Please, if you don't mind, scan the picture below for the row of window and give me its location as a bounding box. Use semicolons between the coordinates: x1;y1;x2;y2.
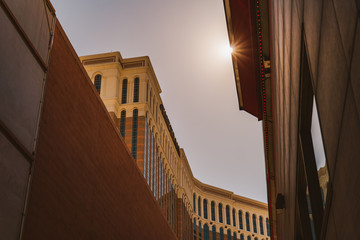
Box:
93;74;140;104
193;194;270;236
119;109;139;160
122;77;140;103
144;118;181;234
147;83;179;170
193;219;267;240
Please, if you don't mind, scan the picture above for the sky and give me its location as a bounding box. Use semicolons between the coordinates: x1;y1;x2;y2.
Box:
51;0;268;203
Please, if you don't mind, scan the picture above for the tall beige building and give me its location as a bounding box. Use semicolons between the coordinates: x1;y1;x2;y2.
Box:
80;52;269;240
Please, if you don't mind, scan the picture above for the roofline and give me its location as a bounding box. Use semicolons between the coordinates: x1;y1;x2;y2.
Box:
223;0;244;110
193;178;268;210
79;52;162;94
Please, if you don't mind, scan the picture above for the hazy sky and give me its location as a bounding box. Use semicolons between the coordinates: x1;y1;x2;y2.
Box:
51;0;268;203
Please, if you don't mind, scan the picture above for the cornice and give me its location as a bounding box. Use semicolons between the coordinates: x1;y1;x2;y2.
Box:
193;178;268;210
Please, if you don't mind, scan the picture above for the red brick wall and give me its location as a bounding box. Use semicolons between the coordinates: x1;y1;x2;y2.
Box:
22;21;177;240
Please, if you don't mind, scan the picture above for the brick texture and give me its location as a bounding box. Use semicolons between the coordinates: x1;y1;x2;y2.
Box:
22;21;177;240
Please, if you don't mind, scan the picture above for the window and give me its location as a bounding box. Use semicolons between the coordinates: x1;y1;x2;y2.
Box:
240;234;244;240
155;105;157;122
219;227;224;240
232;208;236;227
306;191;316;240
144;116;147;178
238;210;243;229
204;224;209;240
94;74;102;94
199;222;202;240
149;90;152;107
311;98;329;207
120;110;126;138
259;216;264;235
203;199;208;219
218;203;223;223
148;129;152;186
247;236;251;240
153;139;157;198
131;109;138;160
227;229;231;240
226;205;230;225
198;196;201;216
233;232;237;240
150;132;154;190
133;77;139;102
212;226;216;240
252;214;257;233
211;201;216;221
266;218;270;237
194;218;197;240
193;193;196;212
121;79;128;104
246;212;250;231
295;38;328;240
255;238;258;240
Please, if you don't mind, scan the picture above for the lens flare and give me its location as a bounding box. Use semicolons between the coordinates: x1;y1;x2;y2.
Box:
223;44;233;58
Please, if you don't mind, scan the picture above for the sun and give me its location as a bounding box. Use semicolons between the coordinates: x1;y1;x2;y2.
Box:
222;44;233;58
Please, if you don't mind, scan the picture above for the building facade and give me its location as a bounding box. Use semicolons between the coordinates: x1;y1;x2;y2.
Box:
192;179;270;240
1;1;179;238
0;0;270;239
0;0;55;238
224;0;360;239
80;52;269;240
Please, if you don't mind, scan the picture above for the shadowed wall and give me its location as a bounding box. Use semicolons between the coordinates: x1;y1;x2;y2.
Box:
22;21;177;240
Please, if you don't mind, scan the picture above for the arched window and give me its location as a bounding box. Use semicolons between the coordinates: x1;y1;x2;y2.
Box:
240;233;244;240
254;237;258;240
227;229;231;240
193;193;196;212
147;128;152;185
94;74;102;94
131;109;138;160
194;218;197;240
149;90;152;107
203;199;208;219
232;208;236;227
238;210;243;229
199;222;202;240
247;236;251;240
233;232;237;240
266;218;270;236
212;226;216;240
121;79;128;104
252;214;257;233
259;216;264;235
219;227;224;240
246;212;250;231
198;196;201;216
133;77;139;102
226;205;230;225
120;110;126;138
144;116;147;178
211;201;216;221
204;224;209;240
218;203;223;223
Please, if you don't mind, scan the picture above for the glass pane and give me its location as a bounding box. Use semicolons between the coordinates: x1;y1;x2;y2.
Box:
306;187;317;240
311;98;329;208
212;226;216;240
